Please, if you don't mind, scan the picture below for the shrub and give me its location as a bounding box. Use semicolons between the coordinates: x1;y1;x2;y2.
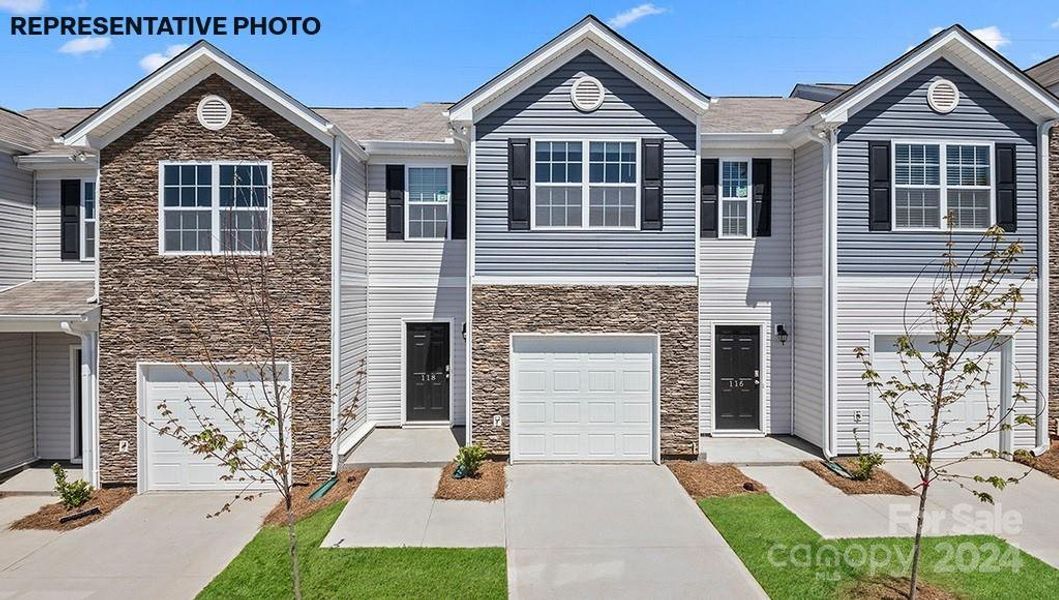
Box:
52;463;93;509
455;443;488;477
848;430;884;481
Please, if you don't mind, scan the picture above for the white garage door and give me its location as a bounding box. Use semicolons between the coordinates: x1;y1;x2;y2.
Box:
141;363;289;491
511;336;656;462
871;336;1004;458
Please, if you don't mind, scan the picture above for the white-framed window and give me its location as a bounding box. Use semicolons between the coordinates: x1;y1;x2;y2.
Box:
719;159;751;238
80;180;96;260
406;166;450;240
893;141;993;231
531;139;639;230
159;161;272;255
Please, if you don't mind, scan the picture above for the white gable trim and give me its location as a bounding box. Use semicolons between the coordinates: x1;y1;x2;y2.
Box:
63;43;334;149
448;19;709;124
815;29;1059;126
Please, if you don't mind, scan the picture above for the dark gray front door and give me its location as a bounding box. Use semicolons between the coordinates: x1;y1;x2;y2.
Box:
406;322;450;422
715;326;761;430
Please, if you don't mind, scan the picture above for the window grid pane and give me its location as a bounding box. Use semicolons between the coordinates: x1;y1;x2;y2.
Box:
895;189;941;229
163;164;212;207
588;187;636;227
589;141;636;184
535;186;582;227
946;189;990;229
535;142;582;184
221;209;269;252
721;161;749;199
721;199;748;237
163;210;212;252
946;144;990;186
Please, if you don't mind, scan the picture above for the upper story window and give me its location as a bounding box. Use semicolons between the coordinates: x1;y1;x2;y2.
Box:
81;181;96;259
160;162;271;255
532;140;638;229
893;142;992;231
406;166;450;239
720;160;750;238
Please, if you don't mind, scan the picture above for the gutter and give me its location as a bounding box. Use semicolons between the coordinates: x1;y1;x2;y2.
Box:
1034;119;1057;455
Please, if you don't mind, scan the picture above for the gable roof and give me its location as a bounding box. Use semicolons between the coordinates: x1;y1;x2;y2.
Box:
0;107;56;153
447;15;710;123
62;40;337;149
806;25;1059;126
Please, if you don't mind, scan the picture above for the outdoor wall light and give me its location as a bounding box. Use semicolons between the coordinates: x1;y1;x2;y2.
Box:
462;322;467;341
776;324;789;345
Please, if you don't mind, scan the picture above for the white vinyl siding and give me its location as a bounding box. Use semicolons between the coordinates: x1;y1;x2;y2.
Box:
0;333;34;472
338;146;369;445
34;333;79;461
0;152;33;289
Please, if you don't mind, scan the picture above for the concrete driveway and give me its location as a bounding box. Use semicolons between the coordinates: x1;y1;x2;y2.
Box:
0;491;271;600
505;464;766;599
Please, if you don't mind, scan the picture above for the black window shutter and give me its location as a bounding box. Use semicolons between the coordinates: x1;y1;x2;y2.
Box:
752;158;772;237
385;165;405;240
868;141;892;231
60;179;81;260
508;138;530;230
995;144;1017;232
641;138;664;230
451;165;468;240
700;158;719;237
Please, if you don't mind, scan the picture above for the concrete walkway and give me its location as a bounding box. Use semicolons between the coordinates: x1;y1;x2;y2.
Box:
342;427;463;468
701;435;822;465
0;492;271;599
0;466;82;495
506;464;767;600
746;460;1059;568
322;467;505;548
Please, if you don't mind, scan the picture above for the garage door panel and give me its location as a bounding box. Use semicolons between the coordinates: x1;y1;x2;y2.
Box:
143;364;289;491
512;336;656;463
871;336;1003;458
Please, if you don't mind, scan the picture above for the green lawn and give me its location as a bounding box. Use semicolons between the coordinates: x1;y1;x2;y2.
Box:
699;493;1059;599
197;502;507;600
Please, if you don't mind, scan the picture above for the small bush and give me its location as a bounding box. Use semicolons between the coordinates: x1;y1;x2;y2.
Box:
455;443;488;477
52;463;93;510
848;429;884;481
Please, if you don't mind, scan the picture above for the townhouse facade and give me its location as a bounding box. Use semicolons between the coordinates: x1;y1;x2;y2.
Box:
1;16;1057;491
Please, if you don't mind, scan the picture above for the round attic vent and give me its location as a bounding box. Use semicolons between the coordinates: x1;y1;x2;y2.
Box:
570;76;605;112
927;79;959;114
197;95;232;130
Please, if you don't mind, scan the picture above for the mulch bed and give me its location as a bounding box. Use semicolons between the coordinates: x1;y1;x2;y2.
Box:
802;460;915;496
842;576;958;600
434;461;506;502
264;469;368;527
10;486;135;531
1015;441;1059;480
666;461;765;499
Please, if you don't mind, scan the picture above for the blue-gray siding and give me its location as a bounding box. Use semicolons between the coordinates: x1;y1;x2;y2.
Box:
474;51;697;277
836;59;1038;275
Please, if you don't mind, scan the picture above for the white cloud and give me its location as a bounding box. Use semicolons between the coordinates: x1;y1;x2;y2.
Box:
968;25;1009;50
58;36;111;55
0;0;45;13
139;44;189;73
1051;18;1059;29
607;3;668;29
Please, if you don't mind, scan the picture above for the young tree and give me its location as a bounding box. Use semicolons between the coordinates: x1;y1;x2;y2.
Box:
854;225;1039;600
141;172;363;600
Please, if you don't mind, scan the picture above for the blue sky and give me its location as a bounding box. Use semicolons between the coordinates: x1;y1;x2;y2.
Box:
1;0;1058;111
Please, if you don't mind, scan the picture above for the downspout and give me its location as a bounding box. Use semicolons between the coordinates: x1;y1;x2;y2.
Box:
328;126;342;472
789;147;796;436
827;127;839;458
1034;119;1057;455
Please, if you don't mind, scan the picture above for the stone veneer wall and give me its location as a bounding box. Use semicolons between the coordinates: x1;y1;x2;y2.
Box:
1050;127;1059;437
470;285;699;457
97;75;332;484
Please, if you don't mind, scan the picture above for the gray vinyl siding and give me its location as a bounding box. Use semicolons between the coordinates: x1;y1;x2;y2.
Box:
0;152;33;289
338;147;368;442
34;172;97;281
699;158;793;281
0;333;34;472
365;163;467;425
836;59;1038;275
34;332;78;460
791;142;826;449
474;51;696;277
834;279;1038;454
698;285;793;435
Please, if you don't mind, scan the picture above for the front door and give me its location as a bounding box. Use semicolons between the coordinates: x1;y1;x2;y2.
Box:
406;322;451;422
715;326;761;430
